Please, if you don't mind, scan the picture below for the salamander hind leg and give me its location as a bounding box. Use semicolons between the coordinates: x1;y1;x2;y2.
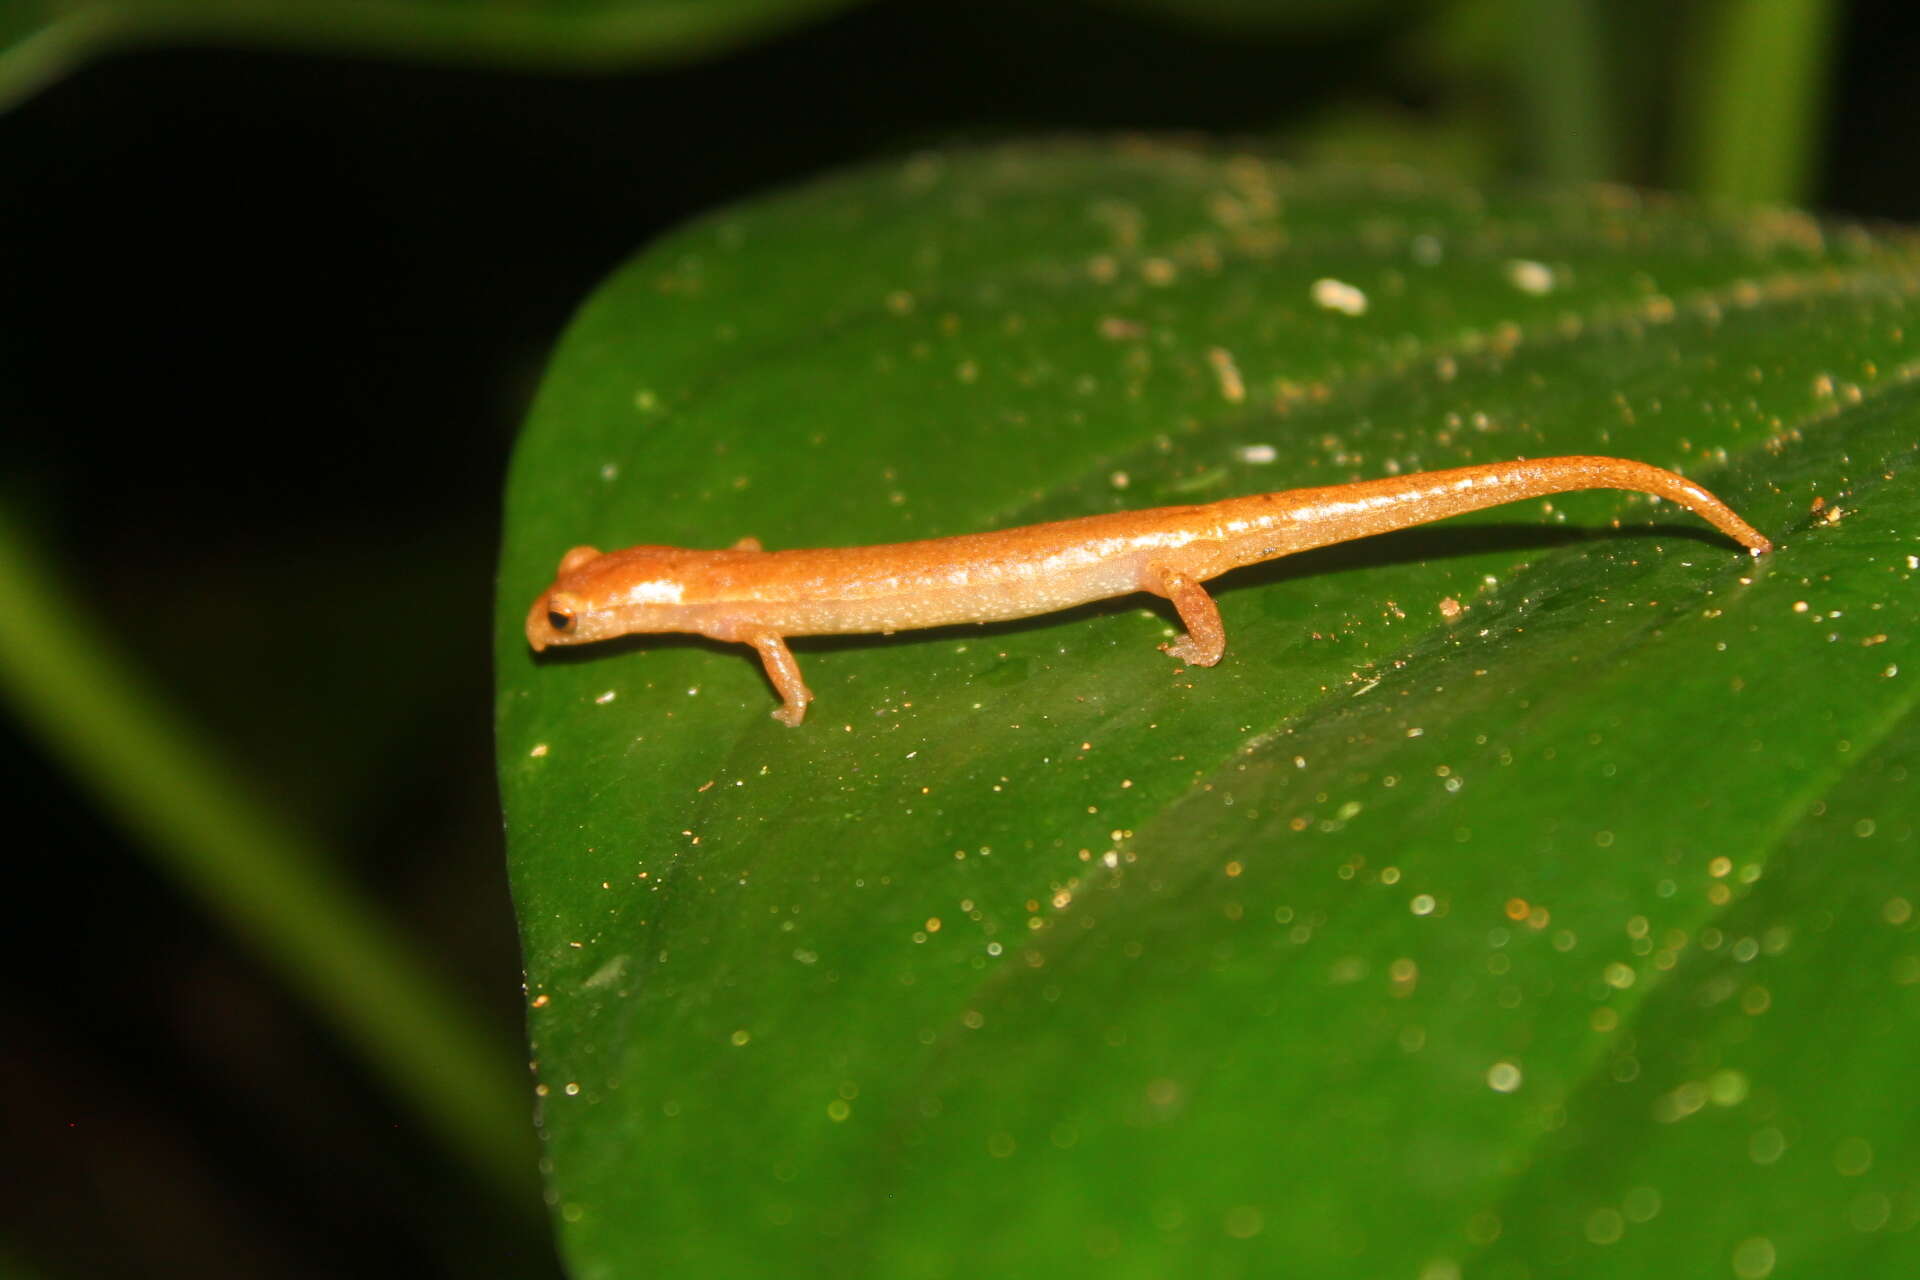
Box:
1145;564;1227;667
745;631;814;726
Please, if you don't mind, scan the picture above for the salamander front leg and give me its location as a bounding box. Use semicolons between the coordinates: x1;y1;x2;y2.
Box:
1146;565;1226;667
744;630;814;726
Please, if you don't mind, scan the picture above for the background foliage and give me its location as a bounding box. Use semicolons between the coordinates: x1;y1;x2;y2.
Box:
4;0;1918;1276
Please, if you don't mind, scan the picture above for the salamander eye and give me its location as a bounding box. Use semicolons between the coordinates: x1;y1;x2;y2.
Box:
542;590;584;637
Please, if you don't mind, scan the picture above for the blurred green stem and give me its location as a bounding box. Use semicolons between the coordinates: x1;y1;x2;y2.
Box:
0;1245;47;1280
1680;0;1837;203
0;504;538;1212
1514;0;1619;181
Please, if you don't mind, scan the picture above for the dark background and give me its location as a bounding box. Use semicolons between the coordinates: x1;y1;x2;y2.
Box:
4;1;1918;1274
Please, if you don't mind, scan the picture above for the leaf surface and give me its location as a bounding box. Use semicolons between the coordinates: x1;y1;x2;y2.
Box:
496;140;1920;1278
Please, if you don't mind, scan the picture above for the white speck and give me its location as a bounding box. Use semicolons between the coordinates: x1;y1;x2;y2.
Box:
1487;1061;1523;1092
1410;894;1437;916
1505;259;1556;295
625;578;685;605
582;954;628;989
1585;1207;1625;1244
1749;1128;1786;1164
1731;1236;1775;1278
1311;277;1368;316
1110;470;1131;489
595;690;617;705
1208;347;1246;403
1834;1136;1874;1175
599;462;619;482
1850;1191;1893;1232
1237;443;1278;464
1223;1205;1263;1239
530;743;549;758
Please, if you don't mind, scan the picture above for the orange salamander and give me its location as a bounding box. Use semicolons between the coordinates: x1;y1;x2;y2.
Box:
527;456;1771;726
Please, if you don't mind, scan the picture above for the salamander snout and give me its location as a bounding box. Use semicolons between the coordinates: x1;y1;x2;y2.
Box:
525;590;583;652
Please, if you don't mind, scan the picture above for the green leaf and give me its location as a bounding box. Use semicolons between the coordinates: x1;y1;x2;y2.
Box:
496;141;1920;1277
0;0;859;112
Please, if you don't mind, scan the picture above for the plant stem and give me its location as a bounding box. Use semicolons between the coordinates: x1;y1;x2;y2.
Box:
1514;0;1620;182
0;505;539;1213
1680;0;1838;203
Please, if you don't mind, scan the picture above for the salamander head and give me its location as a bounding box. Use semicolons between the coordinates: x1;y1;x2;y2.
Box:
526;544;702;650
